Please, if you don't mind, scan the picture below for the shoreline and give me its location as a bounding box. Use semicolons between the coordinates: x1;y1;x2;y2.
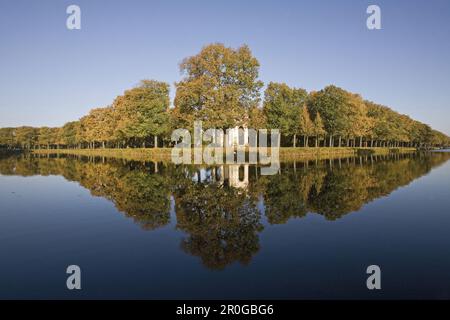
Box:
29;147;418;162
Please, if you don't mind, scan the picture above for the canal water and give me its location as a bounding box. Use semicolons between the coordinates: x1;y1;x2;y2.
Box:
0;151;449;299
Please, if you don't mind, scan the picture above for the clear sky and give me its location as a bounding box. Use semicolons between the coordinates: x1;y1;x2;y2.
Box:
0;0;449;135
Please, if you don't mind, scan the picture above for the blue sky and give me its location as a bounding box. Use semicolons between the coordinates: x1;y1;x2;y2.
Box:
0;0;449;135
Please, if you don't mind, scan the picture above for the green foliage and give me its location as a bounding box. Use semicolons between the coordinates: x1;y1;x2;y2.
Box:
312;112;326;137
115;80;170;141
60;121;80;147
263;82;307;136
0;44;448;150
174;43;263;130
14;127;38;149
307;86;350;137
0;127;16;148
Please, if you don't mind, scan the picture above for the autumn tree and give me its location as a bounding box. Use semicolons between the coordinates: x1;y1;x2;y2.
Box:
312;112;326;147
174;43;263;134
299;105;314;147
248;106;267;130
1;44;449;150
81;107;116;148
346;93;372;147
15;127;38;149
38;127;52;149
0;128;15;149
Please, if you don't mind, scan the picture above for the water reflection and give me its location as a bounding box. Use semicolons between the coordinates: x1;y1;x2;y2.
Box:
1;152;449;270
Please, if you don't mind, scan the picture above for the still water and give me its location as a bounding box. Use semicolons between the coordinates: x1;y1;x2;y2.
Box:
0;151;450;299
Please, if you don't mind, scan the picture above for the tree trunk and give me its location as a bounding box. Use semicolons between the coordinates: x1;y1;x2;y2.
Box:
329;135;333;147
306;136;309;147
315;136;319;148
154;136;158;148
293;134;296;148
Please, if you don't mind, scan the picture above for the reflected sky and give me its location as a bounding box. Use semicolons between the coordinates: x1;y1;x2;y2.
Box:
0;152;450;299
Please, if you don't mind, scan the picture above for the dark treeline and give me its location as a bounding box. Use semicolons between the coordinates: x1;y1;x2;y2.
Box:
1;44;449;150
1;152;449;269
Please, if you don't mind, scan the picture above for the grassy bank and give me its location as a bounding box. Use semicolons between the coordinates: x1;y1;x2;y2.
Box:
32;148;173;161
31;147;417;162
278;147;416;161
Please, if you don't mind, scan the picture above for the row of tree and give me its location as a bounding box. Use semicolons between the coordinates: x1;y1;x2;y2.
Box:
1;43;448;150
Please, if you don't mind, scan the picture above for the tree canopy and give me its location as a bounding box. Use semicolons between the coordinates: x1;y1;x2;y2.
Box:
0;44;448;150
173;43;263;131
